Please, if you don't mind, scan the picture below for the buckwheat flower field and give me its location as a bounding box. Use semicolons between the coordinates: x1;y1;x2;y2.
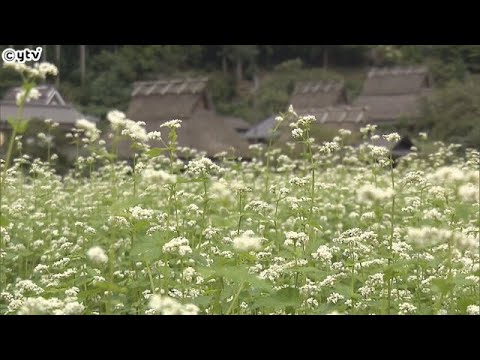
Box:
0;63;479;315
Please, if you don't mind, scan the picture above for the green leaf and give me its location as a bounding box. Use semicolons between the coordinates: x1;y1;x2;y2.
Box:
130;236;166;262
146;148;167;158
199;265;272;292
431;278;455;295
94;281;128;294
7;117;29;134
252;287;301;309
189;295;213;308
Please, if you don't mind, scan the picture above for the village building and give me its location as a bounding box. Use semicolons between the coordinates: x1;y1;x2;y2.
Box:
126;77;250;158
0;85;90;131
354;66;433;123
245;79;350;143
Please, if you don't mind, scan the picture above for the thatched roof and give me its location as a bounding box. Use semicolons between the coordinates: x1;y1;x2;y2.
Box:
128;78;213;119
0;103;86;128
0;85;91;130
290;80;347;109
361;66;432;96
297;106;368;125
127;77;250;158
354;66;432;122
224;116;250;132
245;106;368;142
3;85;66;106
354;94;425;121
244;116;276;141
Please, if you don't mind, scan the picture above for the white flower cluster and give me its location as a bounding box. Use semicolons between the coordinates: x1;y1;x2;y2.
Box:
162;237;192;256
186;157;221;176
18;296;84;315
141;167;177;184
284;231;309;247
466;305;479;315
121;120;148;143
406;227;477;250
76;119;101;142
160;119;182;129
356;184;394;204
148;295;199;315
360;124;377;135
458;183;479;202
233;231;262;252
3;62;58;79
327;292;345;304
86;246;108;265
398;302;417;315
382;133;401;143
311;245;333;263
244;200;269;213
367;145;390;158
107;110;127;131
129;206;154;220
319;141;340;154
15;87;40;106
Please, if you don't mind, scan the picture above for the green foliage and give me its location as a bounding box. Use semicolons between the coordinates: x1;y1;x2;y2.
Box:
418;79;480;148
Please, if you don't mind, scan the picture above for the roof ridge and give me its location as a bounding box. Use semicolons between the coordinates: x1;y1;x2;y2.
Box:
368;66;429;77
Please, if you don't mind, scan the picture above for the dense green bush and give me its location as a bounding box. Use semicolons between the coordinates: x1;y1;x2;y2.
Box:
418;79;480;149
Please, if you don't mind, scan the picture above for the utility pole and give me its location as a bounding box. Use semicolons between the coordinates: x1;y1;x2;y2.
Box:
80;45;86;85
55;45;61;87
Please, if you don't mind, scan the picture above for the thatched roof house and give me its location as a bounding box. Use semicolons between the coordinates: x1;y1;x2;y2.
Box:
0;85;88;131
224;116;250;134
245;106;368;144
354;66;433;122
246;80;349;143
126;77;250;158
290;80;347;109
297;106;368;126
244;116;277;143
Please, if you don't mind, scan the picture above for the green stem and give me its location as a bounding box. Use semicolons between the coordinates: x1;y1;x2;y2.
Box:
237;193;243;235
226;282;245;315
146;261;156;294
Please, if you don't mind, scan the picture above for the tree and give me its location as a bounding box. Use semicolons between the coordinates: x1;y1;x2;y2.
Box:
418;79;480;149
222;45;259;82
80;45;86;85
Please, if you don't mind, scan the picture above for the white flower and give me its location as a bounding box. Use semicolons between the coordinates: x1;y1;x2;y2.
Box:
398;302;417;314
233;232;262;252
16;87;41;106
147;131;162;141
357;184;394;204
338;129;352;137
291;128;303;139
275;116;284;123
76;119;100;142
148;295;199;315
458;184;479;202
107;110;127;130
419;132;428;140
36;62;59;77
288;104;297;116
311;245;333;263
160;119;182;129
327;292;345;304
162;237;192;256
284;231;309;247
86;246;108;264
121;119;148;143
466;305;479;315
383;133;401;143
129;206;154;220
186;157;221;176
